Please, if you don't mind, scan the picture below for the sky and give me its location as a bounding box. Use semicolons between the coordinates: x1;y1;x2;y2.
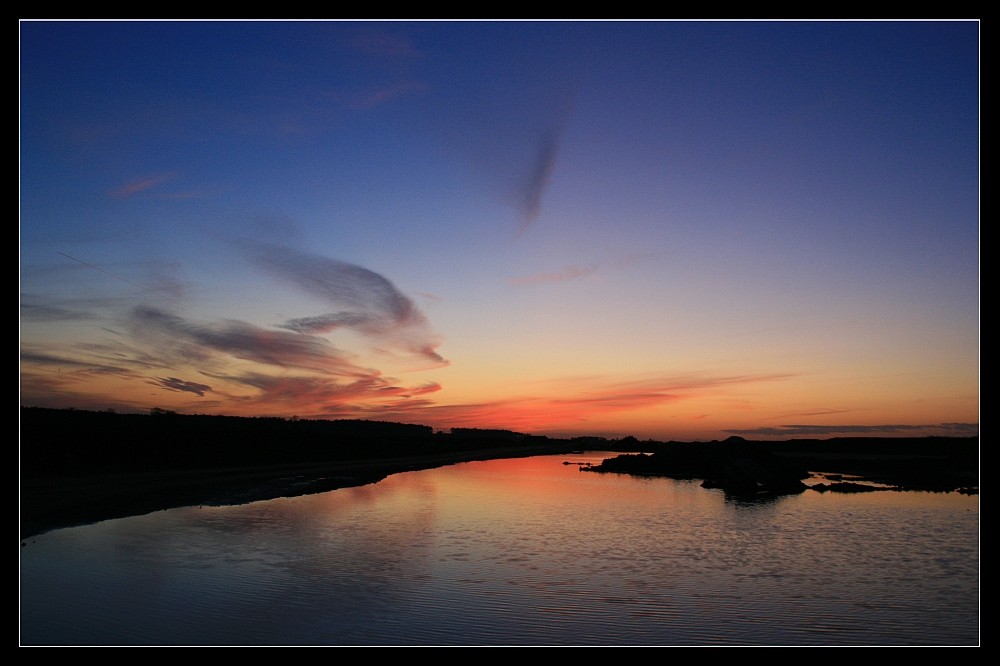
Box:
19;20;980;441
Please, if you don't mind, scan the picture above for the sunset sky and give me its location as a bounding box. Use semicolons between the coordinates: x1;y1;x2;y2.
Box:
19;20;979;440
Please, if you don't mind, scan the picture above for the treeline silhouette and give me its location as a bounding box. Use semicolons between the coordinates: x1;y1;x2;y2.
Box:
20;407;562;477
20;407;977;538
21;407;978;488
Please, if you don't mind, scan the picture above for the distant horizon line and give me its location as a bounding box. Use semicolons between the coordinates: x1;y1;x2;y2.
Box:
18;405;979;444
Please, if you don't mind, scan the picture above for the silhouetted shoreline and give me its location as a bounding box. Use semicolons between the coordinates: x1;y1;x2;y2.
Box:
583;436;979;499
19;408;978;539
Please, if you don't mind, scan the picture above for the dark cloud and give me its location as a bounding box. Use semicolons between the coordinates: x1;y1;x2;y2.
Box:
278;312;379;335
126;306;449;411
437;56;575;234
21;259;447;416
200;370;441;413
20;349;137;378
19;369;144;413
76;340;178;371
153;376;212;397
244;243;447;365
515;122;564;233
20;301;97;322
939;422;980;433
386;381;441;397
247;244;418;323
130;306;367;376
410;343;447;365
210;371;381;401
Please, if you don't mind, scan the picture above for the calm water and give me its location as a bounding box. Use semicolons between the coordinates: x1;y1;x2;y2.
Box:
19;453;980;646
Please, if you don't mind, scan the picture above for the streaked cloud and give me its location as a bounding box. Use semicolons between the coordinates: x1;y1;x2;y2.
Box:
110;172;177;199
279;312;376;334
515;122;564;233
20;349;137;378
130;306;366;376
774;408;856;418
244;242;447;365
509;264;598;286
153;376;212;397
368;372;794;433
346;80;427;110
75;339;177;372
20;301;97;322
726;423;980;437
200;370;441;414
155;190;203;201
938;422;980;433
448;79;574;234
21;242;449;416
247;243;418;323
19;369;142;413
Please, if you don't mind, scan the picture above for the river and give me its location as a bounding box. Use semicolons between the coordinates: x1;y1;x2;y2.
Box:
19;452;980;646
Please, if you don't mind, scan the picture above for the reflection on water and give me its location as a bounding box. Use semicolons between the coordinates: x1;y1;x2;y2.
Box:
19;453;979;646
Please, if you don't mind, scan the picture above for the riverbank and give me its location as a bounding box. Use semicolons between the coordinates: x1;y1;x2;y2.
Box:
20;443;576;540
20;408;978;540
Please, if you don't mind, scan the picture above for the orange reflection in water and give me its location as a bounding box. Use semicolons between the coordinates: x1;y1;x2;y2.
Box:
400;452;713;528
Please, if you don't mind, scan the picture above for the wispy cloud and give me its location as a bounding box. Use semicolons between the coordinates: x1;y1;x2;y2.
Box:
244;242;447;365
247;243;419;324
773;408;856;418
20;349;137;378
546;374;794;412
20;301;97;322
152;376;212;397
726;423;980;437
155;190;203;201
515;122;564;233
345;80;427;111
200;370;441;414
110;172;177;199
369;372;794;433
450;83;573;235
22;241;449;416
19;345;152;411
939;422;981;433
279;312;377;334
120;302;444;412
509;264;598;286
19;368;144;413
130;306;366;376
76;339;178;372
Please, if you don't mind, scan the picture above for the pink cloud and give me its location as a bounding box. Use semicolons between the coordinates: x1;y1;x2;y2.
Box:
110;172;177;198
509;264;598;286
347;81;427;111
364;372;795;434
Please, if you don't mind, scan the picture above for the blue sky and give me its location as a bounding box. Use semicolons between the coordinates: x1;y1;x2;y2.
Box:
19;20;979;440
